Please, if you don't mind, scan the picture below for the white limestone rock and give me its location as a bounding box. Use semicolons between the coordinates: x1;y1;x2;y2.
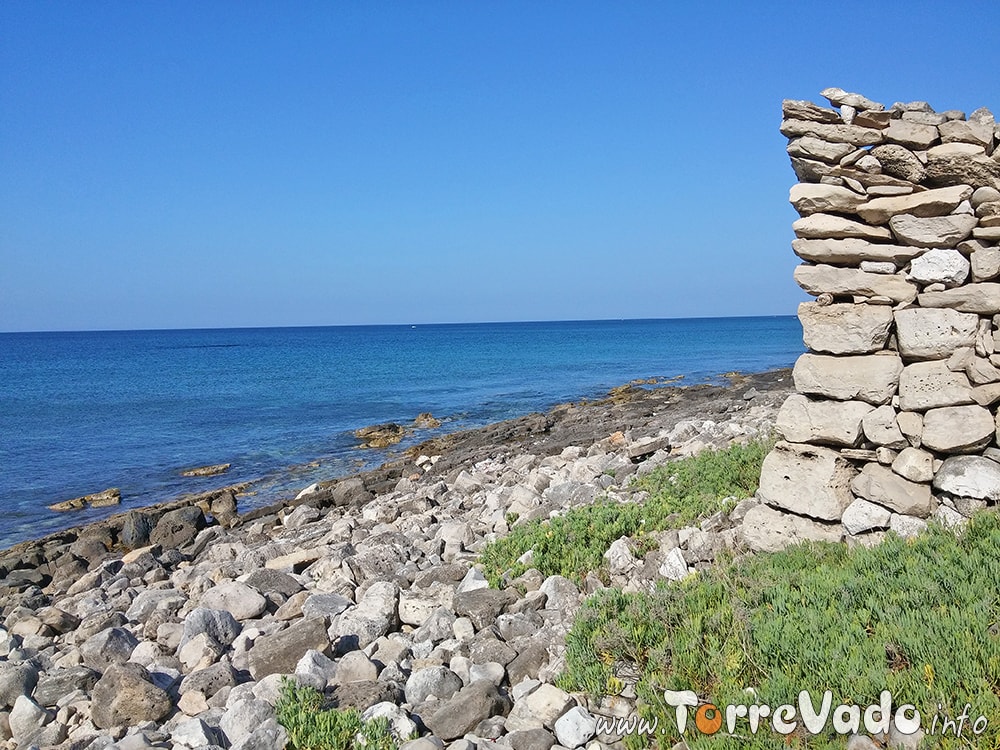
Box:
907;248;970;286
889;214;978;248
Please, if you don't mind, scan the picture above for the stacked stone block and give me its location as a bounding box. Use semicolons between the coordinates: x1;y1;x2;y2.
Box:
749;87;1000;551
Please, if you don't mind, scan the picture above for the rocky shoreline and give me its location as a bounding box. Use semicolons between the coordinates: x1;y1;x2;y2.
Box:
0;369;792;750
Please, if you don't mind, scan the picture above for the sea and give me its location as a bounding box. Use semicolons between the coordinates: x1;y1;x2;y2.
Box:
0;316;803;549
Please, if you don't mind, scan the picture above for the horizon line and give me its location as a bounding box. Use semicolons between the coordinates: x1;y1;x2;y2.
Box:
1;312;798;336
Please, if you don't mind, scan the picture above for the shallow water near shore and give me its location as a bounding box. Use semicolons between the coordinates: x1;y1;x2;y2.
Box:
0;316;802;548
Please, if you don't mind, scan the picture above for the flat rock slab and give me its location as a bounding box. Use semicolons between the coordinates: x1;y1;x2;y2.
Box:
794;264;917;303
921;405;995;454
793;214;893;242
247;617;331;680
857;185;972;224
898;360;974;411
889;214;978;248
776;394;873;447
918;283;1000;314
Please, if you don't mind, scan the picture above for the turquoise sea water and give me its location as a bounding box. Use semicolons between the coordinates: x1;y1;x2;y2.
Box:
0;317;803;548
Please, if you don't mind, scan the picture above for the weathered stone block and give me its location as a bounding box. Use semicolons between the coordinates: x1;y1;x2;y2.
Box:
799;302;893;354
918;283;1000;314
740;504;843;553
894;307;979;360
933;456;1000;501
898;361;974;411
889;214;978;248
776;395;873;447
789;184;866;216
757;441;857;521
793;214;893;241
861;405;908;449
856;185;973;224
793;353;903;405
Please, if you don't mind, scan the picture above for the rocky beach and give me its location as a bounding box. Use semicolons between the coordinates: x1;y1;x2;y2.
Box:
0;369;791;750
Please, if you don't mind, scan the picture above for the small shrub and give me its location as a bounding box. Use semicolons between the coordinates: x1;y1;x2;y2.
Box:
275;678;398;750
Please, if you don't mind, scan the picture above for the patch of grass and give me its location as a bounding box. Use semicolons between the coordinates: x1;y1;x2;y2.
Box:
559;514;1000;749
478;437;773;585
275;678;399;750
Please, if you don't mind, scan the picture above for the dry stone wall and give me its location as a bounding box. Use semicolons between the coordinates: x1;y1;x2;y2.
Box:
749;87;1000;552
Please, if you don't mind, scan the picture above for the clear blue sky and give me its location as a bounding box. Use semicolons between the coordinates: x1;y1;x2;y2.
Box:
2;1;997;331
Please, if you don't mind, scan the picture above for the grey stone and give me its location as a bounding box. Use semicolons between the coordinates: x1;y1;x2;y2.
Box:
787;136;856;164
33;666;99;707
921;405;994;453
658;547;689;581
554;705;598;748
453;589;517;631
798;302;893;355
81;627;139;671
889;514;928;539
889;214;978;248
180;608;242;650
842;499;892;535
538;575;581;612
505;729;557;750
861;405;908;449
247;617;331;680
850;463;933;518
294;649;339;688
506;684;574;732
149;506;205;549
0;662;38;709
8;695;51;746
171;718;222;749
178;662;237;697
91;663;173;729
933;456;1000;501
336;651;379;684
424;680;507;741
892;448;935;483
301;592;352;620
898;360;974;411
361;702;418;744
758;441;857;521
793;353;903;405
886;119;939;149
405;666;463;706
220;698;275;747
794;264;917;303
200;582;268;622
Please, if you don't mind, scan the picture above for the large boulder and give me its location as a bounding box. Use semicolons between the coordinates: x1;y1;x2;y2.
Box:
150;506;206;549
740;504;843;553
757;441;857;521
200;581;267;622
247;617;331;680
90;663;172;729
424;680;508;741
798;302;893;355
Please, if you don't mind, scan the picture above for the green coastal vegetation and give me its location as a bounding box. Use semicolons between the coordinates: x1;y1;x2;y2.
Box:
276;678;401;750
480;438;774;585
